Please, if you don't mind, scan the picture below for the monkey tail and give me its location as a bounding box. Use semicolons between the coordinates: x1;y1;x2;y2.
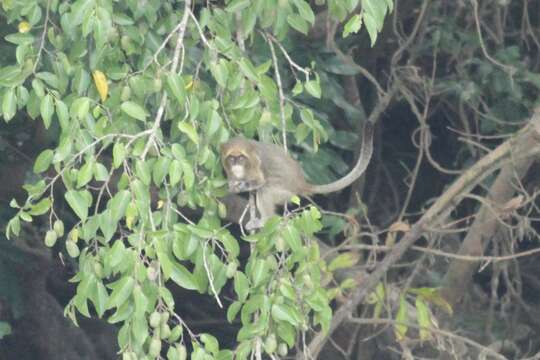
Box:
308;121;374;194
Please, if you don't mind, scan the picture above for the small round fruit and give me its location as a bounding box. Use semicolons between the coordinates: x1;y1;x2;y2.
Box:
149;311;161;328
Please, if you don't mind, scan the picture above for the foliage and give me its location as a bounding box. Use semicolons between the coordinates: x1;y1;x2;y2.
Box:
0;0;391;358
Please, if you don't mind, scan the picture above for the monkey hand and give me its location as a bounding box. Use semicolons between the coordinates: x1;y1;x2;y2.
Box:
245;217;264;231
228;179;263;193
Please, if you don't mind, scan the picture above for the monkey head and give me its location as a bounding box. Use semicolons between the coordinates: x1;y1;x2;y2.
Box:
220;137;265;193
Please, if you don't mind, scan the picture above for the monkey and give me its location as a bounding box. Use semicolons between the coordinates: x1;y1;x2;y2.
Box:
220;138;266;194
220;121;374;229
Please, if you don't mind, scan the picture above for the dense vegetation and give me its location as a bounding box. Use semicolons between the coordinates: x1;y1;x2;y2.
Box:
1;0;539;359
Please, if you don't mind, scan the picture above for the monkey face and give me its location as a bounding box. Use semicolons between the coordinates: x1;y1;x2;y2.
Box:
220;138;265;194
226;154;248;179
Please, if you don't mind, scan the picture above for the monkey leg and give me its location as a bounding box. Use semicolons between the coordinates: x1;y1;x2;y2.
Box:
245;217;264;231
246;192;264;231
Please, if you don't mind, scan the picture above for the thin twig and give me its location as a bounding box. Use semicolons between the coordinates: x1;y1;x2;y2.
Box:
265;32;288;151
471;0;516;78
348;317;507;360
33;0;51;73
341;243;540;263
202;240;224;308
141;0;192;160
265;33;310;78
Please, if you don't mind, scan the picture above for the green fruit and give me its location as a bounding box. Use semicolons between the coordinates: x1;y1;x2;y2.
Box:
264;334;277;354
93;262;103;278
53;220;64;236
177;345;187;360
148;337;161;358
122;351;136;360
160;311;170;324
121;86;131;101
66;241;80;258
225;262;237;278
278;343;288;356
44;230;57;247
160;323;171;339
149;311;161;328
167;325;182;342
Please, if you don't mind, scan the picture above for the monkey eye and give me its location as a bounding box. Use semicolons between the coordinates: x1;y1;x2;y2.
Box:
236;154;247;162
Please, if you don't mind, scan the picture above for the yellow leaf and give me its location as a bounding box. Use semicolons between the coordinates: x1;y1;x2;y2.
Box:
18;21;31;33
394;295;409;341
389;221;410;233
185;79;194;90
70;227;79;242
92;70;109;102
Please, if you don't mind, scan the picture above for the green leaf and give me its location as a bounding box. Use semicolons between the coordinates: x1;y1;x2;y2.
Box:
55;99;70;130
394;294;409;340
153;157;171;186
70;97;90;121
227;301;242;322
112;142;126;169
2;88;17;121
121;101;148;121
305;79;321;98
287;14;309;35
32;79;46;97
415;297;431;341
209;60;229;88
99;209;116;242
282;224;302;253
28;198;51;216
234;272;250;302
225;0;250;13
52;137;72;163
293;0;315;24
94;281;109;317
170;262;199;291
106;276;135;309
40;94;54;128
181;160;195;189
36;72;59;89
169;159;183;186
328;252;359;271
201;333;219;355
271;303;299;326
33;149;54;173
109;190;131;222
65;190;90;221
6;216;21;239
77;159;95;188
276;322;296;347
343;14;362;37
133;285;149;315
237;58;259;82
135;159;152;186
178;121;199;145
363;12;378;46
94;163;109;181
250;259;267;288
219;232;240;258
166;73;186;105
292;81;303;96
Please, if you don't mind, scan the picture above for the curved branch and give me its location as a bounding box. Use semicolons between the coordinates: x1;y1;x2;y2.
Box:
301;107;540;359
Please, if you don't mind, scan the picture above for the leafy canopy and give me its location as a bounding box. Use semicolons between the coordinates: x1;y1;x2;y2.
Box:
1;0;391;358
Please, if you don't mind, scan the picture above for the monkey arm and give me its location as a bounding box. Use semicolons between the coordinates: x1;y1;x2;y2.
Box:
228;178;265;193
